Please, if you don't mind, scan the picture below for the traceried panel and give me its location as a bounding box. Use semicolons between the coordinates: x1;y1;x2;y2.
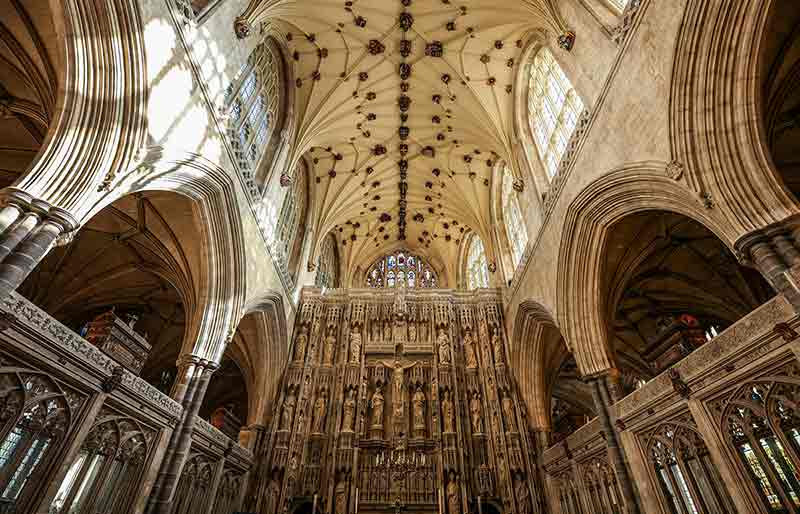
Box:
224;40;283;198
528;47;585;179
467;236;489;289
365;251;438;289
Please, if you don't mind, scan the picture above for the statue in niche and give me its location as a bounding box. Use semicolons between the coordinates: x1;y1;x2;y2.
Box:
350;330;362;363
464;330;478;368
515;474;530;514
447;471;461;514
413;387;426;430
294;326;308;362
342;389;356;431
371;321;381;341
481;330;493;366
437;328;451;364
408;322;417;342
419;321;429;342
383;320;392;341
502;394;516;431
394;316;407;342
313;391;327;433
470;393;482;433
370;387;385;428
307;339;318;364
281;391;296;430
442;391;454;433
266;475;281;514
335;480;348;514
379;357;419;427
492;328;504;365
323;330;336;365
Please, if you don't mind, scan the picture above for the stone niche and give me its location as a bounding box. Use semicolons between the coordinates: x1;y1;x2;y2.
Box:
84;309;152;375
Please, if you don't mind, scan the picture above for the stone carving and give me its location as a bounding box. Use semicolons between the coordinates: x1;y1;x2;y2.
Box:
437;328;451;364
281;391;296;430
380;358;418;429
323;331;336;365
335;480;348;514
470;393;482;433
447;472;461;514
350;330;362;363
515;473;530;514
464;330;477;368
383;321;392;341
342;390;356;431
313;391;327;433
442;391;454;433
294;326;308;362
665;160;684;180
413;387;426;431
266;476;281;514
371;387;385;428
492;329;504;365
502;394;516;432
420;321;429;342
408;322;417;342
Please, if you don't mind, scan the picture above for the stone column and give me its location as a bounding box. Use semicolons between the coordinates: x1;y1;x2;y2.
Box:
736;215;800;311
0;191;78;297
146;356;217;514
588;376;641;514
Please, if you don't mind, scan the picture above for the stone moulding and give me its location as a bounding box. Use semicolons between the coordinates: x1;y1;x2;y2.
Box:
194;415;254;468
0;292;183;419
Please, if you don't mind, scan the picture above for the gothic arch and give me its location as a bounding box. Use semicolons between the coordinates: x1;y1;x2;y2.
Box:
556;162;735;376
670;0;800;235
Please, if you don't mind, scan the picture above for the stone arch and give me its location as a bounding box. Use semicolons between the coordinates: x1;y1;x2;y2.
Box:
88;148;249;364
670;0;800;234
556;162;736;376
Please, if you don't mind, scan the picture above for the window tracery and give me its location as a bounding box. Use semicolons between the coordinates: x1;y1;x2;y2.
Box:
224;41;283;199
274;162;308;277
527;47;585;178
502;167;528;270
365;251;438;288
467;236;489;289
581;457;622;513
172;454;215;514
315;235;339;288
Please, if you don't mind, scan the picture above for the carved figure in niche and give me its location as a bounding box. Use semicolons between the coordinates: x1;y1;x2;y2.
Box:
342;389;356;431
281;390;296;430
379;358;419;425
470;393;482;433
437;328;451;364
371;321;381;341
481;331;493;366
419;321;429;342
492;329;504;364
266;475;281;514
502;394;516;431
408;322;417;342
413;387;426;430
294;326;308;362
442;391;454;433
335;479;348;514
394;315;407;342
383;320;392;341
447;471;461;514
313;391;327;433
515;473;530;514
323;330;336;365
371;387;385;428
464;330;478;368
350;330;362;363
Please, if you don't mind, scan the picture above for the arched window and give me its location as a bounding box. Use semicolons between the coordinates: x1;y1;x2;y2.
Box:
274;162;308;276
315;235;339;288
224;41;283;198
467;236;489;289
365;251;437;288
528;47;584;178
502;168;528;269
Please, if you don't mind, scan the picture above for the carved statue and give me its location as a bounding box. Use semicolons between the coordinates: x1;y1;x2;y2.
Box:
281;391;296;430
350;330;362;363
413;387;425;430
294;326;308;362
470;393;482;433
419;321;429;342
464;330;478;368
323;331;336;365
380;358;419;426
515;474;530;514
335;479;348;514
371;387;385;428
371;321;381;341
447;472;461;514
481;331;493;366
342;390;356;431
383;320;392;341
408;322;417;342
266;477;281;514
502;394;516;431
437;328;451;364
313;391;327;433
492;329;504;365
394;317;407;342
442;392;454;433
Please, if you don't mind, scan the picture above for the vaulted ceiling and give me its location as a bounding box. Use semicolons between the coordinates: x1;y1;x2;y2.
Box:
257;0;566;279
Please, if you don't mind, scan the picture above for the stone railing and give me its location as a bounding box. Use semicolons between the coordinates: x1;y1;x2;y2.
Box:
541;294;800;514
194;415;254;469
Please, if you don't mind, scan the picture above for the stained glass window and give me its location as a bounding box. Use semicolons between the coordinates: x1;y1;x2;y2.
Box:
502;167;528;269
225;41;283;198
467;236;489;289
366;251;437;288
527;47;584;178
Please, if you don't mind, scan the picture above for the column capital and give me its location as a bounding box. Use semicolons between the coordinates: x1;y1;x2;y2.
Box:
175;354;219;372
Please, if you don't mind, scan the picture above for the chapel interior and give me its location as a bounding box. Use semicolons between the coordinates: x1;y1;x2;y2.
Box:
0;0;798;513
